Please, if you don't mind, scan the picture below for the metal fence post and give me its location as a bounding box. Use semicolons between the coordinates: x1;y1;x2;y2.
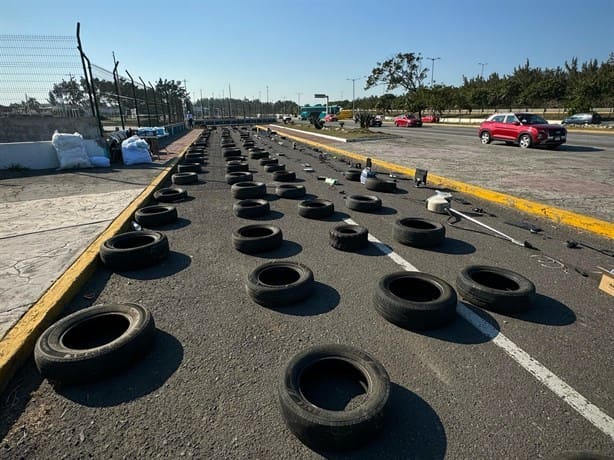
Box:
112;55;125;130
76;23;96;119
125;70;140;127
149;82;160;125
139;77;151;126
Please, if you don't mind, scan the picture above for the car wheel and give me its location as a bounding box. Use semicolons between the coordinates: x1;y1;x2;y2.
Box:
480;131;491;144
519;134;532;149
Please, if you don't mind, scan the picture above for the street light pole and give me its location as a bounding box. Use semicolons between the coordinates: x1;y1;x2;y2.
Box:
478;62;488;80
346;76;363;118
296;92;302;115
425;57;441;87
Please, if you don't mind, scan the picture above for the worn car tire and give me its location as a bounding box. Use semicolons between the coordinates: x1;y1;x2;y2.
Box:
177;162;202;173
34;303;155;384
279;344;390;451
365;177;396;193
456;265;536;313
392;218;445;248
226;171;253;185
153;187;187;203
273;171;296;182
232;224;283;253
250;151;269;160
344;169;362;182
172;172;198;185
276;184;306;198
329;224;368;251
346;194;382;213
222;147;242;157
374;271;457;330
233;198;270;218
99;230;169;271
298;199;334;219
260;158;278;166
265;164;285;173
226;162;249;173
134;205;178;227
246;261;314;307
231;181;266;199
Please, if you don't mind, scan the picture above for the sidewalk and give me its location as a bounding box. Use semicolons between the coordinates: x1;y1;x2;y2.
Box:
0;130;201;342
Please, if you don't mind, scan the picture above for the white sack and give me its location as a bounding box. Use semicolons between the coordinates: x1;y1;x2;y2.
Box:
121;135;152;166
52;131;92;169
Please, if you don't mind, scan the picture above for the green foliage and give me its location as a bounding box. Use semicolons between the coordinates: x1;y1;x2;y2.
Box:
365;52;428;95
48;77;85;106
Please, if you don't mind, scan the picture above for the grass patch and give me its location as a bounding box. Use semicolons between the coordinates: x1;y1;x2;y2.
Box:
274;123;393;140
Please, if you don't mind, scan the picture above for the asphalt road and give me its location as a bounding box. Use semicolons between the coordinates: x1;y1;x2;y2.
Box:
1;127;613;459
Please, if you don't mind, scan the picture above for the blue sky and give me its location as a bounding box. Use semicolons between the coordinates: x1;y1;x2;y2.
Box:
2;0;613;106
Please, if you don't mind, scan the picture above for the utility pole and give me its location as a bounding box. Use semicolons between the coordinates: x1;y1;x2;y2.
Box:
228;83;232;117
200;89;204;118
425;57;441;87
266;85;269;110
478;62;488;80
296;92;302;114
346;76;364;118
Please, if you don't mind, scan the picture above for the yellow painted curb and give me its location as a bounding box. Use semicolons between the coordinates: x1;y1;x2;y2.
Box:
265;125;614;240
0;130;201;394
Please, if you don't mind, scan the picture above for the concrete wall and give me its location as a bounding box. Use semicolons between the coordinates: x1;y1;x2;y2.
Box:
0;115;100;143
0;139;107;170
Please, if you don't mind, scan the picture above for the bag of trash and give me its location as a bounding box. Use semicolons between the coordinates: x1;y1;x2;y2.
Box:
121;135;152;165
52;131;92;170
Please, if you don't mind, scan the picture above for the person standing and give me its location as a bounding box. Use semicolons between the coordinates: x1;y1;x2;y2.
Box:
187;112;193;128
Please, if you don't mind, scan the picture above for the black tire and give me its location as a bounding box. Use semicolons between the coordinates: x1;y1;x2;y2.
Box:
250;151;269;160
99;230;169;271
233;199;270;218
246;261;314;307
276;184;306;198
222;147;242;157
172;172;198;185
231;181;266;199
455;265;536;313
365;177;396;193
392;218;445;248
346;194;382;213
260;158;278;166
134;205;178;227
184;155;206;164
226;162;249;173
480;131;492;144
226;172;253;185
374;271;457;330
298;199;334;219
34;303;155;384
224;155;246;162
330;224;368;251
232;224;283;253
279;344;390;451
265;164;285;173
177;163;202;173
273;170;296;182
344;169;361;182
153;187;187;203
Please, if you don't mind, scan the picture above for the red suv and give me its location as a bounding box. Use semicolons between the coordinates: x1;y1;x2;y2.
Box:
478;113;567;149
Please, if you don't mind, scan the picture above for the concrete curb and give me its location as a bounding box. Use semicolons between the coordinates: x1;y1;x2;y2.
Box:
0;131;199;395
261;127;614;240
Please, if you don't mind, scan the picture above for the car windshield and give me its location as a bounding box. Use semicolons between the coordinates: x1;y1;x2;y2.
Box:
517;114;548;125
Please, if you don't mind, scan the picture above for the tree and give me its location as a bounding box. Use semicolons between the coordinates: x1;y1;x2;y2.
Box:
48;76;85;106
376;93;396;113
365;52;428;115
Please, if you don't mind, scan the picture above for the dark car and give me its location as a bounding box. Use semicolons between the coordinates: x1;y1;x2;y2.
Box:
561;113;602;125
478;112;566;149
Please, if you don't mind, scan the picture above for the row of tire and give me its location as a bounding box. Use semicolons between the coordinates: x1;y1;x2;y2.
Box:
32;129;215;384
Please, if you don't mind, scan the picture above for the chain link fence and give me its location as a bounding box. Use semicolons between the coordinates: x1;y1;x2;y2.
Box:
0;31;188;142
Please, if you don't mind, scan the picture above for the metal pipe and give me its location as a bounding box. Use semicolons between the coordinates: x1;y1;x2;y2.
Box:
139;77;151;126
447;208;529;248
125;70;140;127
112;53;125;129
75;22;95;118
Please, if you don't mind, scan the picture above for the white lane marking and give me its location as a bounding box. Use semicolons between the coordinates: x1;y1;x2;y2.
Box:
343;217;614;441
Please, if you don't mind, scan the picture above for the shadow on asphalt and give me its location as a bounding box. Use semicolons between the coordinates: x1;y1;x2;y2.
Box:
267;282;339;316
375;206;398;216
249;210;284;221
420;304;501;345
115;251;192;280
317;383;446;460
320;211;352;223
252;240;303;259
425;237;477;255
501;293;576;326
155;217;191;231
57;329;183;407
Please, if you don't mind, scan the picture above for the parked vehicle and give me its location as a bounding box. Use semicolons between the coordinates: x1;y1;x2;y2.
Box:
478;112;567;149
561;113;602;125
421;114;440;123
323;113;338;122
370;115;383;127
394;114;423;127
